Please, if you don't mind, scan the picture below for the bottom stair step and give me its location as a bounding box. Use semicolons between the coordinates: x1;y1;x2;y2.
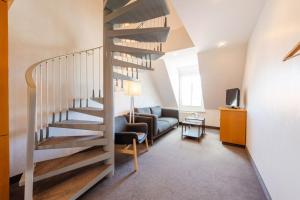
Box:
19;147;111;186
33;163;113;200
49;120;105;131
36;135;108;150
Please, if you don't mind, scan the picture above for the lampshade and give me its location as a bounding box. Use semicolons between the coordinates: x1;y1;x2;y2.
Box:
124;80;141;96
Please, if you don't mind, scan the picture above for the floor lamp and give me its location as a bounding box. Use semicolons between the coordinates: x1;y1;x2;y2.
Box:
124;80;141;123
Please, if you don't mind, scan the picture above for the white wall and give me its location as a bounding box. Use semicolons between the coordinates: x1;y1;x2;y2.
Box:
242;0;300;199
196;44;247;127
114;72;162;115
9;0;103;177
198;44;247;109
179;110;220;127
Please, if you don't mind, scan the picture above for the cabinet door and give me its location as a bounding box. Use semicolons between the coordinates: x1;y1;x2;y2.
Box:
220;110;246;145
0;0;9;137
0;135;9;200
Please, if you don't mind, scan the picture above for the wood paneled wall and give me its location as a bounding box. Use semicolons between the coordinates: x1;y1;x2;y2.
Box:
0;0;9;199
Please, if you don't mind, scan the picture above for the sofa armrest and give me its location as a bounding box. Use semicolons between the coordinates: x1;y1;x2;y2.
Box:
115;132;138;145
161;108;179;120
132;114;157;145
126;123;148;134
135;113;158;132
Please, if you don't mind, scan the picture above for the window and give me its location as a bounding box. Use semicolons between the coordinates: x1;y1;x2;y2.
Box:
179;68;203;111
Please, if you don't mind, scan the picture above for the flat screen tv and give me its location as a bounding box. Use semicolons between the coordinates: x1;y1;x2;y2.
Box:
226;88;240;108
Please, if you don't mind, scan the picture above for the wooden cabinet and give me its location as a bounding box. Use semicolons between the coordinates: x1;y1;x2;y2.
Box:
0;1;9;199
219;107;247;146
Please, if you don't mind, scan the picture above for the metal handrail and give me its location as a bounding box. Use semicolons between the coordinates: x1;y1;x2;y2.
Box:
25;46;103;89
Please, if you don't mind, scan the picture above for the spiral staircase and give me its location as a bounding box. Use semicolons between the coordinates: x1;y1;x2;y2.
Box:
20;0;170;199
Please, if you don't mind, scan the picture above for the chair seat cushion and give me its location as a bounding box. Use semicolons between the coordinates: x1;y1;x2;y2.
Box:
136;132;147;143
159;117;178;127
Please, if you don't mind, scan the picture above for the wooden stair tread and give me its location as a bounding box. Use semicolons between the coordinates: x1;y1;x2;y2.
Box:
33;163;113;200
19;147;111;186
108;27;170;42
112;59;154;71
105;0;169;24
71;107;100;111
69;107;104;117
49;120;105;131
106;0;130;11
90;97;104;104
36;135;107;150
111;45;165;60
52;120;101;125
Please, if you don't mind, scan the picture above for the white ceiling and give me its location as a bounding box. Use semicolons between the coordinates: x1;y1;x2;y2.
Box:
172;0;266;51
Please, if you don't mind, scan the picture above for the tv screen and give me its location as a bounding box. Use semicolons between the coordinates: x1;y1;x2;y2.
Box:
226;88;240;108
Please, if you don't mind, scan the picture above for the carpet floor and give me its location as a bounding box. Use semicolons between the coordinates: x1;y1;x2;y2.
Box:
80;127;266;200
11;127;267;200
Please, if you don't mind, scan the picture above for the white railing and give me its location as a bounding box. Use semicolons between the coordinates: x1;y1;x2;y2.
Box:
24;46;103;199
26;46;103;144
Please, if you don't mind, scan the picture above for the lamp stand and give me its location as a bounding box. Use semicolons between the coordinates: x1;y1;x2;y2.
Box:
129;96;135;123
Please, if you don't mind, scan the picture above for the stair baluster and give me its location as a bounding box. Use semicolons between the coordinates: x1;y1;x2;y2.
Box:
92;50;95;98
39;65;43;141
72;54;76;108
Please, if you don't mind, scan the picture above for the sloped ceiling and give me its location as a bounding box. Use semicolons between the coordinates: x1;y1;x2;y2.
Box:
172;0;266;51
163;0;194;52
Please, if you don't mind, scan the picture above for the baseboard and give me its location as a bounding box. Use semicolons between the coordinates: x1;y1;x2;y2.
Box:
222;142;245;148
10;173;22;185
246;148;272;200
206;126;220;130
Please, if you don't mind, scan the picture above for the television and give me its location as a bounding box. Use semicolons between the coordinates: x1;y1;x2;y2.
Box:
226;88;240;108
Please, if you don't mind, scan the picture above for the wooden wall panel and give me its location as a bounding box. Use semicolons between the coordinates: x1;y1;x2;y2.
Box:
0;1;9;200
0;0;8;137
0;136;9;200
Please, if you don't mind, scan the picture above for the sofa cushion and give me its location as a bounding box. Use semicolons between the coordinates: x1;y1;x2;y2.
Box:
157;119;170;134
159;117;178;127
150;106;162;117
135;107;151;114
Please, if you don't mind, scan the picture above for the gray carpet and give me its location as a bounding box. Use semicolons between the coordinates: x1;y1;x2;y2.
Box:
79;128;267;200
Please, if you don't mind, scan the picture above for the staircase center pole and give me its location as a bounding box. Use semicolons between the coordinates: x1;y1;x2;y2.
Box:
103;7;114;176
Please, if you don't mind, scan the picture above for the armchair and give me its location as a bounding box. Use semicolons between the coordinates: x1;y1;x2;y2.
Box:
114;115;149;171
